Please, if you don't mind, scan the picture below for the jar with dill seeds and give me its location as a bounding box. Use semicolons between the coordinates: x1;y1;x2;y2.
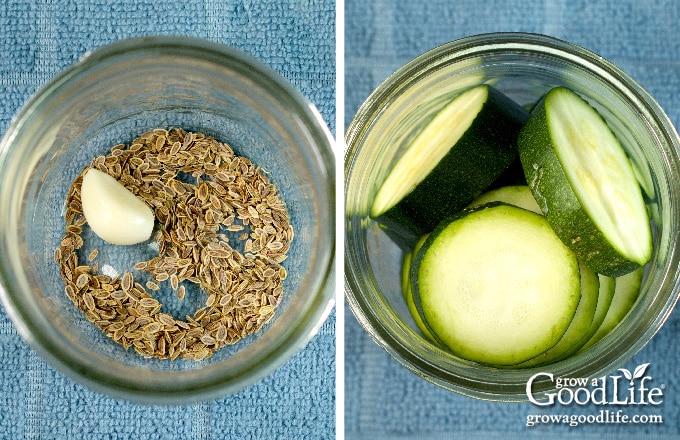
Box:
0;36;335;404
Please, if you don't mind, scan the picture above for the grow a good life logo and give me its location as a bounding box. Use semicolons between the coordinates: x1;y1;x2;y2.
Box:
525;363;665;427
527;363;665;406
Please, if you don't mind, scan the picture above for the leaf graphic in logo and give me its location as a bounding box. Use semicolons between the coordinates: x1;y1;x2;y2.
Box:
633;363;650;380
618;368;633;382
618;363;651;385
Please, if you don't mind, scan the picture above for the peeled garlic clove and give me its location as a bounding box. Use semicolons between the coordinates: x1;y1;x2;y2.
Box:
80;168;155;245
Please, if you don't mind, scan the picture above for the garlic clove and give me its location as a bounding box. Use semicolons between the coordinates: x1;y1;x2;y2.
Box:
80;168;155;245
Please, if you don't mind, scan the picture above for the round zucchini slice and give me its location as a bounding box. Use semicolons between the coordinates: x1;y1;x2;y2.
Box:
412;203;581;366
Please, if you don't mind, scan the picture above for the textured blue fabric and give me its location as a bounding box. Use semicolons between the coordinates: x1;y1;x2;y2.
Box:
0;1;335;439
345;0;680;439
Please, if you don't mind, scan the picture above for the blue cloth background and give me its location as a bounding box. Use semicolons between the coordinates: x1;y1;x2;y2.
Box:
345;0;680;439
0;1;335;439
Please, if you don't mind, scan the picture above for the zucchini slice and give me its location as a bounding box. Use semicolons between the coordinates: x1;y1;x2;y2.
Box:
518;86;652;277
514;261;599;367
580;268;643;350
412;203;581;366
468;185;541;214
401;235;438;343
371;84;528;244
576;274;616;351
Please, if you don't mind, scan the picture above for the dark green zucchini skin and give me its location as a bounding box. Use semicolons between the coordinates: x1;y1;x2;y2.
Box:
518;91;643;277
373;86;529;247
486;156;528;191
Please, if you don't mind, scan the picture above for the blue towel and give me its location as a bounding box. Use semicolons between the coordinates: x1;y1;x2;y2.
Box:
345;0;680;438
0;1;335;439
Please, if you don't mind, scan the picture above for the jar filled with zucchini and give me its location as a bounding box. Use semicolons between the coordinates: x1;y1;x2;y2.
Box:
374;84;651;368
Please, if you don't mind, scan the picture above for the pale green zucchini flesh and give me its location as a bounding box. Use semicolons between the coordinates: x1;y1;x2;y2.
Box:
412;203;581;366
513;261;599;367
468;185;541;214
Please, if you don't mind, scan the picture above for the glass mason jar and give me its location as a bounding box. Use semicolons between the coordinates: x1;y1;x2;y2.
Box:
345;32;680;401
0;36;335;404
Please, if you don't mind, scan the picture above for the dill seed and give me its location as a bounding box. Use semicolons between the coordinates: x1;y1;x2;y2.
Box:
55;128;293;360
145;281;160;291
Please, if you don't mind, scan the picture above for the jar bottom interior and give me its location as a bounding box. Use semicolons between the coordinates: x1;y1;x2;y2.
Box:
23;104;320;370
